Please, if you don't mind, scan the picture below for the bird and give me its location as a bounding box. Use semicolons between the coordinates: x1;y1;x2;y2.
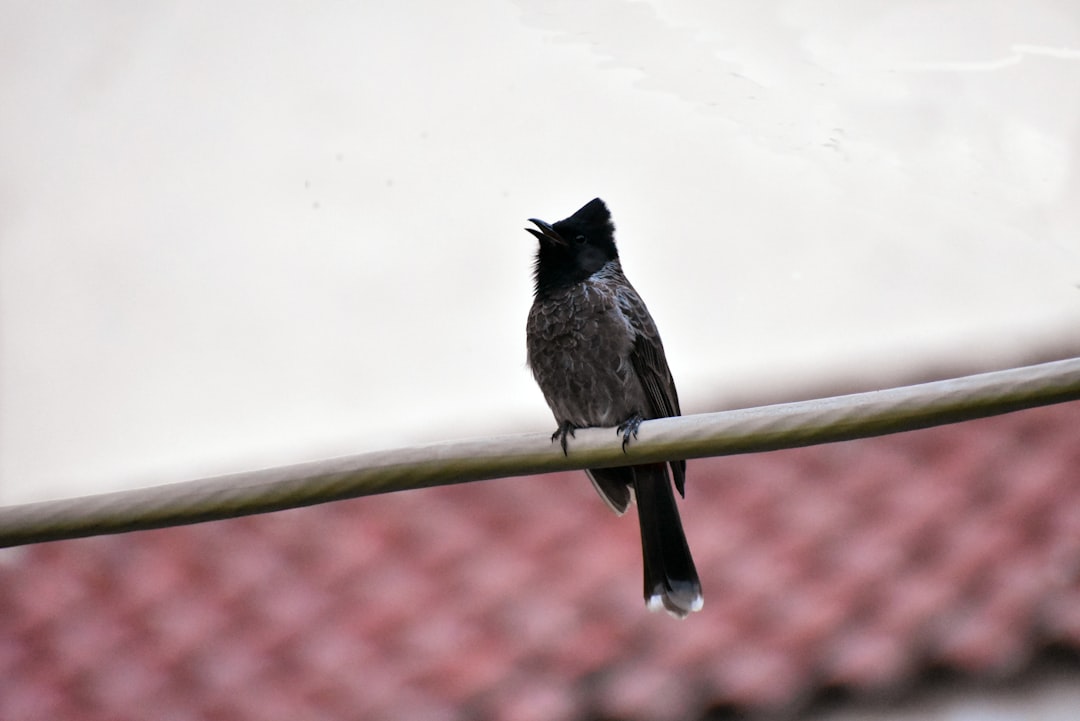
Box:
524;197;702;618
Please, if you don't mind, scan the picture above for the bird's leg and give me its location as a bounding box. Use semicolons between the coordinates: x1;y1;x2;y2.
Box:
551;421;577;455
617;414;644;452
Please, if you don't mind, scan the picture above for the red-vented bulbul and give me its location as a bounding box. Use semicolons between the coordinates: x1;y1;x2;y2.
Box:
525;198;702;618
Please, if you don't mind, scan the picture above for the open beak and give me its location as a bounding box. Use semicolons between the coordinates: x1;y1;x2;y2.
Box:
525;218;565;245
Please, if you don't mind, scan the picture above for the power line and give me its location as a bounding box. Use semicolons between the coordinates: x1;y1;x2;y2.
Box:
2;357;1079;547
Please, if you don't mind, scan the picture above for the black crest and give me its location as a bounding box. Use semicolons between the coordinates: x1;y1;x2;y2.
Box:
528;198;619;298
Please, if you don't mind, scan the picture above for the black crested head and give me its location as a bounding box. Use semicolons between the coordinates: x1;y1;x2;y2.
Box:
526;198;619;298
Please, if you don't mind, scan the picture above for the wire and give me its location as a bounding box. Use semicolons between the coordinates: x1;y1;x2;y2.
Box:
2;357;1079;547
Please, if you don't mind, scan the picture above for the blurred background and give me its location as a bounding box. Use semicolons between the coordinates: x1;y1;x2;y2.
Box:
2;1;1080;719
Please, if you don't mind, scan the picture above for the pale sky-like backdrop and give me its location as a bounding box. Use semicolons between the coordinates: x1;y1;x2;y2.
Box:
3;0;1080;503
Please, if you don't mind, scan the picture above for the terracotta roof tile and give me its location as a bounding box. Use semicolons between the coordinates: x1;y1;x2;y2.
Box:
2;400;1080;719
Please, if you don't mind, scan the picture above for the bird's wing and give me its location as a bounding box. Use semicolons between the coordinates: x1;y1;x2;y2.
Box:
617;285;681;419
621;289;687;496
585;468;633;515
629;331;680;419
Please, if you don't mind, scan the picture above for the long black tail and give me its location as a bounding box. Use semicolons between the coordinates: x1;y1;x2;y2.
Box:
633;462;702;617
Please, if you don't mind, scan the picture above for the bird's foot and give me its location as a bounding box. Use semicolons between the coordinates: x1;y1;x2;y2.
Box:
551;421;577;455
617;414;644;452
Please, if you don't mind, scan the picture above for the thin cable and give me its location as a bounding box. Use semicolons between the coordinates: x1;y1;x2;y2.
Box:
2;357;1079;547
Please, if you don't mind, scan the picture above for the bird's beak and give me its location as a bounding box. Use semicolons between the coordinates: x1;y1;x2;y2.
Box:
525;218;565;245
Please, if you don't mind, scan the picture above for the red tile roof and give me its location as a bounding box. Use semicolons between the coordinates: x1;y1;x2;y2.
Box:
2;401;1079;720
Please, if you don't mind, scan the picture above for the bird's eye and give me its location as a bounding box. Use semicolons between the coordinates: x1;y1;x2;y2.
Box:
574;235;586;245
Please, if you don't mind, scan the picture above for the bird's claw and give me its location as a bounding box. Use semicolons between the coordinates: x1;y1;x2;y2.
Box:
617;415;643;453
551;421;577;455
